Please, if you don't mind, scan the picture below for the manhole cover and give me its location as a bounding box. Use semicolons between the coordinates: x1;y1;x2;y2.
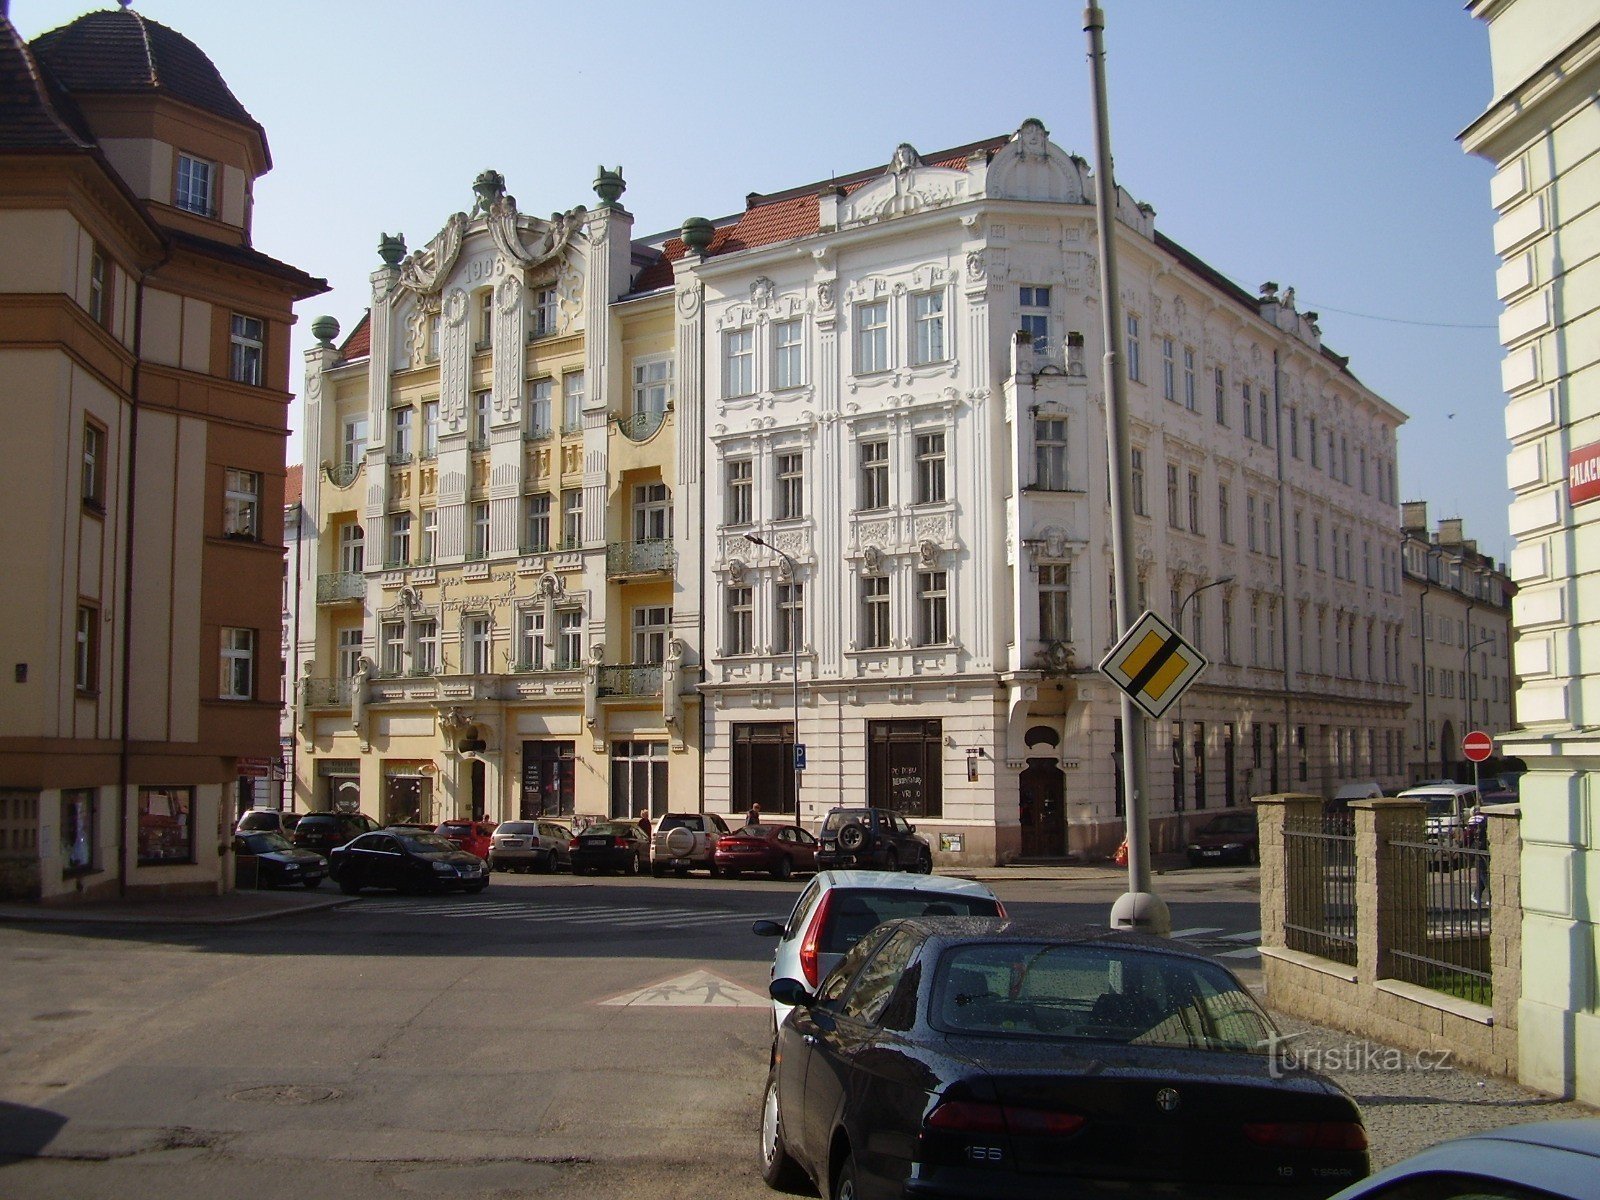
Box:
227;1084;341;1106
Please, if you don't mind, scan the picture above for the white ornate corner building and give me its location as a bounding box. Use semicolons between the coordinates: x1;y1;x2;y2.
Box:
1461;0;1600;1105
640;119;1408;863
295;167;700;825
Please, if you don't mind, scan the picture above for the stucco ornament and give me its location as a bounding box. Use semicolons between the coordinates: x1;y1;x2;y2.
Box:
890;143;922;173
295;660;315;744
663;637;686;747
350;656;374;752
862;545;883;573
1016;117;1050;158
399;212;468;295
583;644;605;736
486;191;583;270
966;250;987;283
750;277;775;309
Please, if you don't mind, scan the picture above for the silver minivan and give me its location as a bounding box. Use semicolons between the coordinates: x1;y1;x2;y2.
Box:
1396;783;1480;846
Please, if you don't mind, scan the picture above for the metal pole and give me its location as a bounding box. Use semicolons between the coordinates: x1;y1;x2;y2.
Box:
1085;1;1168;935
744;533;803;828
1175;576;1234;815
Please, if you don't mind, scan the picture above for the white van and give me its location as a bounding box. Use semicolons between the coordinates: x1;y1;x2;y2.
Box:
1396;783;1480;846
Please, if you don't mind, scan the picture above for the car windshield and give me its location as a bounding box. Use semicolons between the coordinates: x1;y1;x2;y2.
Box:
735;825;774;837
585;823;632;837
823;890;999;955
398;833;458;853
1419;796;1460;818
1198;815;1254;836
497;822;538;835
933;942;1275;1052
238;813;278;829
239;832;291;853
822;809;871;834
657;816;697;832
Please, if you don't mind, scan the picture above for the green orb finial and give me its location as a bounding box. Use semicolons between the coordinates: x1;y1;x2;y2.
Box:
681;217;714;254
378;232;406;267
594;165;626;208
310;315;340;346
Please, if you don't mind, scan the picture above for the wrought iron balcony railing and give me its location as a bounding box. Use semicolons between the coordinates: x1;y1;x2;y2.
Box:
324;461;361;488
615;409;666;442
304;677;353;705
606;539;676;577
597;664;663;697
316;572;365;603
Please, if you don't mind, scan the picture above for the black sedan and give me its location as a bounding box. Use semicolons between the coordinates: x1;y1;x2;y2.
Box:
763;919;1368;1200
233;832;327;889
569;821;649;875
329;830;489;895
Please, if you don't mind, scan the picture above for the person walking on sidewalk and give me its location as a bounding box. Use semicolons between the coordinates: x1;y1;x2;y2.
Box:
746;802;761;827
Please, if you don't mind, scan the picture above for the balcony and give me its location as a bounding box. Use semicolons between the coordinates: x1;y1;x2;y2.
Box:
598;664;663;697
513;658;581;674
388;451;413;466
560;420;583;437
304;677;353;705
519;541;552;557
607;539;676;578
323;461;361;488
316;572;365;603
468;438;490;453
615;409;666;442
523;426;553;444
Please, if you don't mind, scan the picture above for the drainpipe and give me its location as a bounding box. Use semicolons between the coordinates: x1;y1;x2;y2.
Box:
287;501;303;811
116;267;150;895
1272;351;1293;785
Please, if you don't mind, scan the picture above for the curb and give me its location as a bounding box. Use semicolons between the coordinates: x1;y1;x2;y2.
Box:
0;895;359;927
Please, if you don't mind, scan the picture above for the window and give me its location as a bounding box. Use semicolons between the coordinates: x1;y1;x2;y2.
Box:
1187;471;1201;534
517;608;545;670
475;289;493;351
773;320;804;389
562;372;585;433
912;292;946;365
1289;407;1300;458
561;488;583;548
1341;435;1350;484
633;358;672;414
420;509;437;563
1214;367;1226;424
528;379;553;437
855;300;889;373
466;616;492;675
867;719;943;818
341;416;367;467
1263;501;1276;557
1035;418;1067;491
523;494;551;553
339;626;365;680
75;603;98;693
1246;494;1259;553
1122;313;1141;381
339;522;364;573
1309;416;1320;468
88;246;110;326
633;482;671;542
1039;563;1071;642
61;789;97;874
1293;510;1304;564
1242;383;1253;439
1343;530;1353;579
726;459;752;525
137;786;194;864
724;328;755;397
421;400;439;459
217;470;257;542
1221;597;1234;663
534;287;558;338
633;606;671;664
732;723;798;816
1131;448;1147;516
862;575;890;649
1249;598;1260;666
472;390;492;446
1217;483;1232;544
229;314;263;385
82;418;106;510
777;582;803;654
917;432;947;503
609;740;669;820
1359;448;1369;494
1162;337;1176;401
917;571;948;646
1183;348;1196;411
727;586;754;654
174;153;214;216
1259;391;1271;446
415;618;438;673
469;501;491;560
859;439;889;510
1363;539;1372;587
1313;517;1323;571
390;406;413;460
427;314;440;361
1019;286;1051;353
388;511;412;566
220;627;254;699
558;609;582;667
1166;464;1181;528
776;452;804;520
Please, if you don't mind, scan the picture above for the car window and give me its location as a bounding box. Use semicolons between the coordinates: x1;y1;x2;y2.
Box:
238;832;291;853
841;927;920;1024
1351;1175;1561;1200
398;833;455;852
797;828;817;846
499;822;538;835
822;889;1000;955
774;828;792;843
786;879;823;940
346;833;383;851
711;814;729;833
818;924;893;1007
822;809;871;834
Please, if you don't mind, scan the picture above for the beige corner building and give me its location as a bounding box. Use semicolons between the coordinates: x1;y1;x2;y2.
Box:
0;8;324;901
294;169;699;826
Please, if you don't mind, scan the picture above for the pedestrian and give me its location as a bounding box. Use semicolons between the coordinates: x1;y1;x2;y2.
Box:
1467;806;1489;905
636;809;652;838
746;802;761;827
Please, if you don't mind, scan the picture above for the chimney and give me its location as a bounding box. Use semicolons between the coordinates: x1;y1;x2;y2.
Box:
1401;500;1428;535
1437;517;1465;548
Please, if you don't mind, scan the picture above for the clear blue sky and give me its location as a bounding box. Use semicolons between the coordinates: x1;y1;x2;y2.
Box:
16;1;1509;560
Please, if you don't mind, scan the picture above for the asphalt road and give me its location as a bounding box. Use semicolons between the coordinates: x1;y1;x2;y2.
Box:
0;868;1586;1199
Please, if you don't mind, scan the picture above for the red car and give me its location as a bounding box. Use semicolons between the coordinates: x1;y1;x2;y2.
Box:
435;819;496;860
713;823;818;880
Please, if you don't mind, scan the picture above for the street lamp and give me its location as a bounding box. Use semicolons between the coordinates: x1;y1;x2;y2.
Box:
1464;634;1494;733
743;533;801;827
1175;576;1233;810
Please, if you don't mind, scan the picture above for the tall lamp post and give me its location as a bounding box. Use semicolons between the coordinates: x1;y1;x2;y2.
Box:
1464;632;1494;759
1175;576;1233;809
743;534;801;826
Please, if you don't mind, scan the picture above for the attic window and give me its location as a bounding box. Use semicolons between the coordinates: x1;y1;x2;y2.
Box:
175;153;215;217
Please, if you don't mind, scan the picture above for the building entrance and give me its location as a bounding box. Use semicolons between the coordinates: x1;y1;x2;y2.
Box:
1018;758;1066;858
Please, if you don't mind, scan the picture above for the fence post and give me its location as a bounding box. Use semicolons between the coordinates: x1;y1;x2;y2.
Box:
1350;798;1425;986
1253;793;1324;953
1483;803;1522;1039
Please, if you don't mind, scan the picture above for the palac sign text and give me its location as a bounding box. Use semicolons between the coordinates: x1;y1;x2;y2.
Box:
1569;440;1600;507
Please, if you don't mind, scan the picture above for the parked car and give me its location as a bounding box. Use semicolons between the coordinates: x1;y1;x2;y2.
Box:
814;806;932;873
489;819;574;873
233;831;327;889
761;919;1369;1200
570;821;650;875
329;829;489;895
236;808;293;836
436;818;496;860
651;812;732;877
1185;811;1260;866
382;822;436;834
714;823;818;880
751;870;1004;1032
1326;1118;1599;1200
1396;783;1480;847
1327;781;1384;813
292;811;381;856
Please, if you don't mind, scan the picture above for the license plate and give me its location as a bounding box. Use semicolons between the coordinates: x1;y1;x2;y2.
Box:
500;838;527;848
1202;849;1222;857
582;837;608;848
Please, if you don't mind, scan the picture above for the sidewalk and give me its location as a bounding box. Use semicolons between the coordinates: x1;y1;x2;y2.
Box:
949;852;1212;882
0;888;355;926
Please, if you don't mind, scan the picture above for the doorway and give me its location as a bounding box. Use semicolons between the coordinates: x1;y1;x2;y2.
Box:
1019;758;1066;858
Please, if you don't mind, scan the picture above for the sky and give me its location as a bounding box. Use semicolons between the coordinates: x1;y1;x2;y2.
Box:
15;1;1511;560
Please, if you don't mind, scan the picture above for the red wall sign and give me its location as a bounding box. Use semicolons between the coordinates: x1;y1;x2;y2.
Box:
1570;441;1600;506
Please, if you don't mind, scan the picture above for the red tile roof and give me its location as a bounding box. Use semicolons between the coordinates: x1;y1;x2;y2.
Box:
339;311;371;362
630;135;1009;294
284;463;302;507
0;15;94;151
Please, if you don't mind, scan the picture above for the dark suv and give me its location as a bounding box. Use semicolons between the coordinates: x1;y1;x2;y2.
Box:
292;811;380;856
815;807;932;873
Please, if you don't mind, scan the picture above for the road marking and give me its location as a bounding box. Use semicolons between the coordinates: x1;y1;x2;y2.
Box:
1170;927;1224;939
600;969;768;1008
1220;929;1262;941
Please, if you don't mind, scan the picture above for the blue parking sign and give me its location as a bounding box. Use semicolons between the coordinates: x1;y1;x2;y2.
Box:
795;743;807;771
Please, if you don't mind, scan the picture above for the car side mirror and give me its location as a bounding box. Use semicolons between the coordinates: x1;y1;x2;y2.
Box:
907;824;916;833
769;977;814;1008
751;919;785;938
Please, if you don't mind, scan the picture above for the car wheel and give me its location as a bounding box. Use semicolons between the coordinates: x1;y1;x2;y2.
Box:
674;867;689;879
650;862;666;878
709;863;724;879
1187;854;1203;868
837;822;868;852
1248;844;1261;866
759;1066;806;1191
302;878;321;890
914;850;933;875
833;1150;860;1200
338;875;361;895
536;854;556;875
884;849;899;872
623;852;639;877
466;881;488;894
771;856;793;881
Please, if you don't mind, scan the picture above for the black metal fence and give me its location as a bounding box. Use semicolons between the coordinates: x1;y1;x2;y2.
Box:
1283;812;1357;965
1387;838;1492;1006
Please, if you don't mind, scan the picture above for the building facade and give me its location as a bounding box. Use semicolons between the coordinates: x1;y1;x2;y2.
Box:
0;9;323;901
1462;0;1600;1103
643;121;1409;863
294;170;702;827
1399;502;1516;783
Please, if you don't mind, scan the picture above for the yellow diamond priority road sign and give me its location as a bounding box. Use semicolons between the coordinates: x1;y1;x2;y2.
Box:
1098;610;1208;721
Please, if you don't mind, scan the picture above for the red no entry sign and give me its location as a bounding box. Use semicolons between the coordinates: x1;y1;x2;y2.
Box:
1463;731;1494;763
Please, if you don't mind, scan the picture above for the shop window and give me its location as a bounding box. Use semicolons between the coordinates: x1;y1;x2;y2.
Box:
732;723;797;816
61;789;97;874
867;719;943;818
137;786;194;864
520;741;575;817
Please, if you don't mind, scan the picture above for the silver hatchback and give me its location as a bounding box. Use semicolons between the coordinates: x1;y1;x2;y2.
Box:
488;819;574;873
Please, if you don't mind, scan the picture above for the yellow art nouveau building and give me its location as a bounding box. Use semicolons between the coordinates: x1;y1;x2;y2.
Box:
294;170;701;825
